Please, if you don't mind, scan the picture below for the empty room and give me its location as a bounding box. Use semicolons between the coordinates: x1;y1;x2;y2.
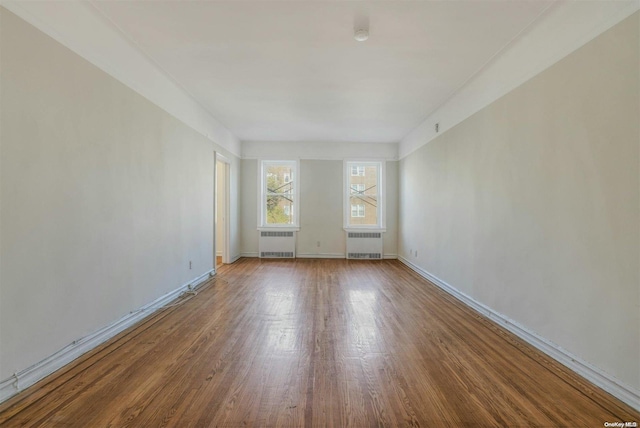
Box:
0;1;639;426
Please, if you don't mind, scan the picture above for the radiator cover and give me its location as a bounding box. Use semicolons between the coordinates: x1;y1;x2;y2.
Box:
259;231;296;258
346;231;383;260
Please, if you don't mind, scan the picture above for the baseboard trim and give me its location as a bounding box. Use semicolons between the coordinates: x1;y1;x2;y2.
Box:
229;254;242;263
296;253;345;259
0;269;214;404
397;256;640;411
240;252;259;258
383;254;398;260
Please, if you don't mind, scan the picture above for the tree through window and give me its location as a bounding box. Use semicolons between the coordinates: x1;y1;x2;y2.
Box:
260;160;298;227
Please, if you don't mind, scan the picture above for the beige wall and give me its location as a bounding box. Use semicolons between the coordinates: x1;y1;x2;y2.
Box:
240;159;259;255
298;160;345;257
0;9;241;380
240;158;398;258
229;156;242;261
399;12;639;390
216;161;225;257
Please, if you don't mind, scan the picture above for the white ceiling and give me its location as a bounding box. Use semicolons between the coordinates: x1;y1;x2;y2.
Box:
89;1;553;144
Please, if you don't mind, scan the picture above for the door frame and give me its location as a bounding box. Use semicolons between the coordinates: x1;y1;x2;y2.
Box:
215;152;231;266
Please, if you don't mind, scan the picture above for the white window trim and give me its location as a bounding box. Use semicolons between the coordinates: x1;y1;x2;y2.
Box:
343;160;386;231
258;159;300;230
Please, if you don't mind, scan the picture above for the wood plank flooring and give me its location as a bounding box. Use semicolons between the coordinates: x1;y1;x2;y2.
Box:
0;258;638;427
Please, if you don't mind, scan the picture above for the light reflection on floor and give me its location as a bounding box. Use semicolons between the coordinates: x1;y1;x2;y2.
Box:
261;285;298;353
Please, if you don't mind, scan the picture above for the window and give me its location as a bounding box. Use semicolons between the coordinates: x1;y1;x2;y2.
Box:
344;161;385;229
350;166;365;176
259;160;299;228
350;183;365;194
351;204;365;217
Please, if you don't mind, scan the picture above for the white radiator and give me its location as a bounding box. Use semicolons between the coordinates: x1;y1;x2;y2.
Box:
346;231;383;259
259;231;296;258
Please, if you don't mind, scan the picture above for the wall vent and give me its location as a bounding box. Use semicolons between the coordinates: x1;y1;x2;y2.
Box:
261;231;294;237
260;251;294;258
348;252;382;259
346;231;383;260
259;231;296;258
347;232;382;239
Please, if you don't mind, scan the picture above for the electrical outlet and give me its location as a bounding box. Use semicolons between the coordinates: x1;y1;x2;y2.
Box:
415;251;418;257
189;261;192;269
317;241;321;247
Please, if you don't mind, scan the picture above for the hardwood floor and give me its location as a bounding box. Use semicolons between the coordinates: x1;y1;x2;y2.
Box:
0;258;638;427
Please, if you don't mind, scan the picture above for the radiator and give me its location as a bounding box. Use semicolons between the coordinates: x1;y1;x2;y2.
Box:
259;231;296;258
346;231;383;259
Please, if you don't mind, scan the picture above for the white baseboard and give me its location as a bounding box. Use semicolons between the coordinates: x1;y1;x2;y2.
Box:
0;269;214;404
229;254;242;263
296;253;345;259
240;252;259;258
397;256;640;412
383;254;398;260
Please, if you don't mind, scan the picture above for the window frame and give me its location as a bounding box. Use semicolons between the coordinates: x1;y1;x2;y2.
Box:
343;160;385;231
258;159;300;230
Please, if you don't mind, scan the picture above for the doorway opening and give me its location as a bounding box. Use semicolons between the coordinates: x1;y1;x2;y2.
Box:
215;153;231;269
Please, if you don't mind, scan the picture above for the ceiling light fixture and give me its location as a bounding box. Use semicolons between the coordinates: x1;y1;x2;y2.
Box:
354;29;369;42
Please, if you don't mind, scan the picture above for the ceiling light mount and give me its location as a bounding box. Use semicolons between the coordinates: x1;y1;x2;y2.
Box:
354;28;369;42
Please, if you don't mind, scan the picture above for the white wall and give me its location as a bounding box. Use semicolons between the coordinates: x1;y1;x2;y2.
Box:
240;159;259;257
240;142;398;258
399;11;639;395
0;8;241;382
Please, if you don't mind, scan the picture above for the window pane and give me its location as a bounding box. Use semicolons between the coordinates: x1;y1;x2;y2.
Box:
266;164;294;195
347;163;378;226
266;195;294;224
349;195;377;225
261;161;297;227
350;183;365;194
